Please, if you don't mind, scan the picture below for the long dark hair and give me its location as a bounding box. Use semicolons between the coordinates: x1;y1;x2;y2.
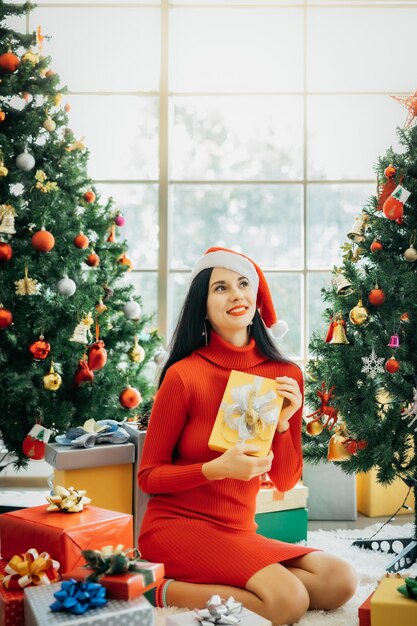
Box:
159;267;293;386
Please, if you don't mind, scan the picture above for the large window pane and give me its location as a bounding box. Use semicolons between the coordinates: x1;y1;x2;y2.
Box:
30;8;160;92
307;184;374;269
168;272;302;359
64;95;159;180
97;184;158;269
171;97;303;181
308;8;417;92
307;272;331;353
308;96;406;180
170;8;303;92
171;185;303;269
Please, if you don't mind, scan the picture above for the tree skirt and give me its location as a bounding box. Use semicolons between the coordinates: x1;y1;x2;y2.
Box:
156;522;417;626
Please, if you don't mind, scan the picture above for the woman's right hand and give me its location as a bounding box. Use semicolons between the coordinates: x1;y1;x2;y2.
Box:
202;444;273;481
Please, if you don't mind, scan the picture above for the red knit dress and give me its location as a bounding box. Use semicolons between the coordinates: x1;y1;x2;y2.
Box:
138;331;316;587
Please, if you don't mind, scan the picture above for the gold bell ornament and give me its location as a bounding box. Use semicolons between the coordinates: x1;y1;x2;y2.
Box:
347;212;369;243
329;314;349;345
349;297;369;326
332;272;353;296
128;335;146;363
0;204;16;235
43;363;62;391
327;423;352;462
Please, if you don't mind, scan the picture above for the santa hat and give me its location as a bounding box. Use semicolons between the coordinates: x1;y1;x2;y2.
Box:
190;247;289;339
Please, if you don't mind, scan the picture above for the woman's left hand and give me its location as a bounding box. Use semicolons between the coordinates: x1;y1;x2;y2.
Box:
275;376;303;433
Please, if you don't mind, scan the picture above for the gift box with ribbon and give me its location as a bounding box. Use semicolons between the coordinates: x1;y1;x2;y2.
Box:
1;549;60;590
0;559;24;626
255;483;308;514
24;582;154;626
371;574;417;626
358;590;374;626
166;595;271;626
0;505;133;574
208;371;284;457
62;544;164;600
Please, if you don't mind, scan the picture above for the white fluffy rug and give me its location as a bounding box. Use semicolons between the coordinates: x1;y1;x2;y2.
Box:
156;522;417;626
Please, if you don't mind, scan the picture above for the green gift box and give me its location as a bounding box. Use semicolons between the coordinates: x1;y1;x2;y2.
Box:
255;508;308;543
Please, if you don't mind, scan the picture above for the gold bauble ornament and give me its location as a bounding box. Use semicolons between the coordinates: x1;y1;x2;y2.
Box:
404;245;417;262
128;336;146;363
43;364;62;391
349;298;369;326
327;424;351;461
0;163;8;177
43;118;56;132
22;50;39;64
306;420;323;436
54;94;62;106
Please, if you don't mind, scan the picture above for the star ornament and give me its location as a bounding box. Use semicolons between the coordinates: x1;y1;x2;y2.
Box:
391;90;417;128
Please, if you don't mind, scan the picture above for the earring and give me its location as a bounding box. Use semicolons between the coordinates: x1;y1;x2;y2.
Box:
248;320;253;336
202;319;208;346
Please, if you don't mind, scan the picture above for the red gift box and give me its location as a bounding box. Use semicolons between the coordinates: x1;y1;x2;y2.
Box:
0;560;24;626
0;505;133;575
358;590;374;626
62;561;165;600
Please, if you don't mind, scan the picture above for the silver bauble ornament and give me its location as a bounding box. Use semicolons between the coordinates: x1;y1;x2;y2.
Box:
123;300;142;320
404;245;417;262
16;152;35;171
57;275;76;297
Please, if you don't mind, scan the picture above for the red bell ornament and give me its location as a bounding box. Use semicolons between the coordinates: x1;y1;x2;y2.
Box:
29;336;51;360
0;305;13;329
119;386;142;409
385;356;400;374
87;340;107;371
383;185;410;221
388;334;400;348
73;359;94;387
368;288;386;307
0;241;12;262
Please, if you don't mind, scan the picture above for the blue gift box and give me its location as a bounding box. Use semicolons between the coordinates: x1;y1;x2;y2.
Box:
24;582;154;626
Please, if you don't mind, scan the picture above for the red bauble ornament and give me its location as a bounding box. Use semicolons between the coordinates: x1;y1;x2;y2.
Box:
119;386;142;409
73;232;89;249
85;252;100;267
29;336;51;360
368;288;386;306
117;254;133;272
22;435;46;460
0;306;13;329
0;52;20;73
73;359;94;387
32;228;55;252
384;164;396;179
45;69;55;77
0;112;5;122
0;242;12;262
87;340;107;371
84;190;96;203
385;356;400;374
370;240;383;253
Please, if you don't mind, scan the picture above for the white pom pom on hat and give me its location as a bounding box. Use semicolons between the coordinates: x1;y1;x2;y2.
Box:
190;246;289;339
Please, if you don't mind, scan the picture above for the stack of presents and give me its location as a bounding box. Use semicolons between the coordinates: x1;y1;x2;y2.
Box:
1;391;416;624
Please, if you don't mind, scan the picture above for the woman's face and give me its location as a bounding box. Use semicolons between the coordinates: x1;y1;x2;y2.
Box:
206;267;256;343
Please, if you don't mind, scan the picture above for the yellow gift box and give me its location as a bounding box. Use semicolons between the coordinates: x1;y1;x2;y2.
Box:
54;464;132;514
357;469;414;517
208;370;283;458
371;576;417;625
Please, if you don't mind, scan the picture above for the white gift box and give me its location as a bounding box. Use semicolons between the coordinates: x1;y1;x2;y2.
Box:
255;483;308;514
24;582;154;626
45;442;135;470
302;461;357;521
167;609;271;626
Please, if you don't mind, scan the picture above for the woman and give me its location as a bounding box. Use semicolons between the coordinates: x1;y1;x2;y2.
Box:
138;247;357;625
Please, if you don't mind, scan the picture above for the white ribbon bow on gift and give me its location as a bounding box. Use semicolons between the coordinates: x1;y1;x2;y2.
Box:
221;377;278;442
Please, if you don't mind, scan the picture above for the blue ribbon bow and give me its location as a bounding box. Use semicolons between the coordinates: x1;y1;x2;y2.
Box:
50;579;107;615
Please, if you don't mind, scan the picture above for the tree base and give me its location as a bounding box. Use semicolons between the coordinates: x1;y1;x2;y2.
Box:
352;537;417;572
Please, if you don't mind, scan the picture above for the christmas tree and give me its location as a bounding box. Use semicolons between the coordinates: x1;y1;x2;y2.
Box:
304;90;417;538
0;2;162;467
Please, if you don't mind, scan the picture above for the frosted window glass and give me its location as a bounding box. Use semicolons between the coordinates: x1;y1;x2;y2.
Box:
308;96;407;180
170;8;303;92
64;95;159;180
30;7;160;91
308;8;417;92
172;96;303;181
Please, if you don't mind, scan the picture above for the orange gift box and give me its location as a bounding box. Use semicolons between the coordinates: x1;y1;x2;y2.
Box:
0;506;133;575
208;370;284;457
0;559;24;626
62;561;165;600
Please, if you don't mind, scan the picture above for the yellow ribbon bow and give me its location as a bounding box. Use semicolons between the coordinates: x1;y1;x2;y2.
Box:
1;549;60;589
